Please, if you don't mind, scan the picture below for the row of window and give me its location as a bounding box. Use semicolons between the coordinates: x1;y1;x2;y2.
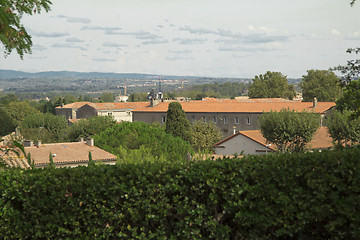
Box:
161;115;251;125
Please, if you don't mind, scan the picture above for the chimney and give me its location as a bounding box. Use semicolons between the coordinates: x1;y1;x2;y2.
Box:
24;140;33;147
150;98;160;107
86;138;94;147
35;140;42;147
313;97;318;108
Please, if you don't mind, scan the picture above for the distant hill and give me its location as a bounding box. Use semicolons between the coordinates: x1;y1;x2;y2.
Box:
0;69;200;80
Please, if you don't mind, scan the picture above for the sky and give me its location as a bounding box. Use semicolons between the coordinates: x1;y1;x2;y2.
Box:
1;0;359;78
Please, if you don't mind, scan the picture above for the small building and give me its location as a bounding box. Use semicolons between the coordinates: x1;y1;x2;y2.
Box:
1;139;117;168
55;101;149;122
213;127;333;155
115;95;129;102
76;102;149;122
55;102;91;120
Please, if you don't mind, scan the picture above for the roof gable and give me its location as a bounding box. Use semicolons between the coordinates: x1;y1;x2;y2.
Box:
214;127;333;151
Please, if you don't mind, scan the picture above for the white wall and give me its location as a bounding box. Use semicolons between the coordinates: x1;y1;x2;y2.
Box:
215;134;271;155
97;110;133;122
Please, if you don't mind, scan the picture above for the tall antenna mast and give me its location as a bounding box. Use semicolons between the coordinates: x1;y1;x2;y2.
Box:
159;76;162;92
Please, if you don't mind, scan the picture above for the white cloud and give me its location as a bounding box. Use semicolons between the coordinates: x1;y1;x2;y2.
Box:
31;31;70;38
173;38;208;44
91;57;117;62
331;29;341;36
56;15;91;24
66;37;84;43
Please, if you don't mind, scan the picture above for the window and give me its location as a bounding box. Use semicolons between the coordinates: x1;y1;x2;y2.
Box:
235;116;239;124
223;116;228;124
161;115;166;123
202;116;206;123
213;116;217;124
192;116;195;123
246;116;251;125
108;112;113;116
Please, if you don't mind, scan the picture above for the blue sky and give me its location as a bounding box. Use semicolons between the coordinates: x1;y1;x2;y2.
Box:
1;0;359;78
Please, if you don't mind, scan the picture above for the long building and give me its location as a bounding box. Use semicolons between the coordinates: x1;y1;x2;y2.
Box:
132;98;335;138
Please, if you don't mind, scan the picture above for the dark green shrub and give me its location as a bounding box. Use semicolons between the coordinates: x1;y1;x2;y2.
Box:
94;121;193;162
1;147;360;239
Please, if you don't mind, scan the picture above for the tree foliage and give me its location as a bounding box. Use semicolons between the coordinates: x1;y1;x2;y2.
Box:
5;101;40;127
336;79;360;117
128;92;148;102
99;92;114;102
20;113;68;143
177;82;248;99
259;108;320;152
0;106;16;137
0;0;52;58
67;116;116;142
332;48;360;84
0;93;18;105
327;110;360;147
94;121;193;162
300;70;342;102
248;71;296;100
190;120;222;152
165;102;191;142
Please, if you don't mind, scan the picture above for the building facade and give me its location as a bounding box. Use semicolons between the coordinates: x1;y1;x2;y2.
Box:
132;99;335;138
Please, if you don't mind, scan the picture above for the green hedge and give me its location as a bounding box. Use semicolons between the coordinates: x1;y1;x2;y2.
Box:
1;147;360;239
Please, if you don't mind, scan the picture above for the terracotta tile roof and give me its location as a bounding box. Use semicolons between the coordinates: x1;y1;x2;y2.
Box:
1;145;31;168
133;101;335;114
55;102;91;109
214;127;333;151
202;97;300;103
83;102;149;111
1;142;117;168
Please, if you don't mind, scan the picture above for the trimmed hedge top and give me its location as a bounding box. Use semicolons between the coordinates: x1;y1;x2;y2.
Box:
1;147;360;239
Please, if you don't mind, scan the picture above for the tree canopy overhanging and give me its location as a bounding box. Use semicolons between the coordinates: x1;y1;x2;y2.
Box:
0;0;52;58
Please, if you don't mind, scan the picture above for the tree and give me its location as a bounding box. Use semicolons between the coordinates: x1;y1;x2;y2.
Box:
0;107;16;137
0;0;52;58
20;113;68;143
248;71;296;100
165;102;191;142
67;116;116;142
128;92;148;102
327;110;360;147
6;101;40;127
99;92;114;102
300;70;342;102
0;94;19;105
190;120;222;152
335;80;360;117
259;108;320;153
332;48;360;84
94;121;193;162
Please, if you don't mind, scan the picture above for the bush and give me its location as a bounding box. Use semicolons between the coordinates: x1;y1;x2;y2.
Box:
67;116;116;142
94;121;193;162
1;147;360;239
